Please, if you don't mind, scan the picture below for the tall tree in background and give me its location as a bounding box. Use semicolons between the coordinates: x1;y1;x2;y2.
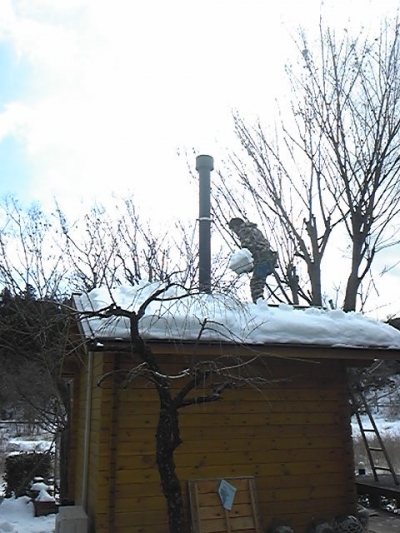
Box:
297;20;400;311
0;198;71;496
215;19;400;311
0;197;67;299
0;198;70;434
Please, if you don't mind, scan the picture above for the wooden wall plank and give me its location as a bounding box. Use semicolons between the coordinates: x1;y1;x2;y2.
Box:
68;349;357;533
188;478;262;533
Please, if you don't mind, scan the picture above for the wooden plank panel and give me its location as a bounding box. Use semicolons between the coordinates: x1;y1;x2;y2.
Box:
114;376;344;397
68;352;356;533
116;379;345;397
199;502;254;520
112;435;341;456
113;471;347;499
115;411;343;429
189;478;262;533
115;459;354;484
109;386;345;406
114;399;343;415
113;447;347;471
261;494;353;515
113;510;169;527
143;342;385;361
102;422;349;443
112;527;170;533
196;491;253;507
198;515;257;533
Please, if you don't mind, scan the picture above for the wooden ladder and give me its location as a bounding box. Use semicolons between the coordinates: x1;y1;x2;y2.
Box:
349;378;399;486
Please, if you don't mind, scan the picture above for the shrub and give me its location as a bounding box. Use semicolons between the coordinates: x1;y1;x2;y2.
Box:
3;451;52;498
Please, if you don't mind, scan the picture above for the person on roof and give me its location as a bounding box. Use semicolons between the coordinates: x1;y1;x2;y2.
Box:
229;217;277;303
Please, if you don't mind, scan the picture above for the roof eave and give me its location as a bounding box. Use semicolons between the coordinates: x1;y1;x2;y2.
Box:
82;336;400;360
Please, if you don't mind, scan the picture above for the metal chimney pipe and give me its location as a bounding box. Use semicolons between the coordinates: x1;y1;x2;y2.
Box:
196;154;214;293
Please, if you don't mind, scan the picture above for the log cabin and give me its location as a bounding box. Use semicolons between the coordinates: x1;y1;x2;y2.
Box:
62;283;400;533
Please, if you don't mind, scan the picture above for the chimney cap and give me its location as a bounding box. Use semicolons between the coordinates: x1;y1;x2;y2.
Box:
196;154;214;171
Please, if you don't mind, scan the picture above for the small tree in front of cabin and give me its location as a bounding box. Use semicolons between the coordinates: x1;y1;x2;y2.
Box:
81;279;275;533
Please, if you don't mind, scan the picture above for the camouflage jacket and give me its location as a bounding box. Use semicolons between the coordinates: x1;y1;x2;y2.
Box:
236;222;277;266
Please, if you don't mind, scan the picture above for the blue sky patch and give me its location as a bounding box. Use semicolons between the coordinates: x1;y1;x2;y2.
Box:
0;136;31;200
0;41;31;109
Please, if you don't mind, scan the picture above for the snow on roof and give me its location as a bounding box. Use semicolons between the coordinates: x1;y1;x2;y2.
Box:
73;280;400;350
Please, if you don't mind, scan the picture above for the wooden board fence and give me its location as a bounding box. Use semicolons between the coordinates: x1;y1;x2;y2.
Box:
188;477;262;533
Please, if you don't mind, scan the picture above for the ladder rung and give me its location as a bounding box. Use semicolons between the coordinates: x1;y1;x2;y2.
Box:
351;379;397;481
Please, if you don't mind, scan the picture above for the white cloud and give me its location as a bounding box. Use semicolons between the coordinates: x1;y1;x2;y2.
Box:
0;1;296;212
1;0;398;214
0;0;399;316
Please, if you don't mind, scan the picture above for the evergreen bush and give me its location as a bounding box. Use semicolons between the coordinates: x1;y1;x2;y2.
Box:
3;451;52;498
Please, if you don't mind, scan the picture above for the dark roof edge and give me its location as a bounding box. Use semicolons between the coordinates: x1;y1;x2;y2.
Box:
84;336;399;353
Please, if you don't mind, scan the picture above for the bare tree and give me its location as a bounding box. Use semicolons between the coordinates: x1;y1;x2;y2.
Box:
0;198;70;436
296;21;400;310
214;19;400;311
56;195;235;295
0;193;238;508
78;279;285;533
0;286;70;497
55;197;197;291
0;197;73;498
214;113;339;307
0;196;67;298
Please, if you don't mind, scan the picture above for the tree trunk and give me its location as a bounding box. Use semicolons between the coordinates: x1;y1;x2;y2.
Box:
343;270;360;312
130;318;186;533
308;260;322;307
343;238;363;312
156;405;185;533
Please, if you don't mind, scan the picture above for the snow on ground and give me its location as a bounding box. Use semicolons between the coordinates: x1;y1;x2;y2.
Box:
0;497;55;533
6;439;52;455
352;375;400;439
0;428;55;533
351;415;400;438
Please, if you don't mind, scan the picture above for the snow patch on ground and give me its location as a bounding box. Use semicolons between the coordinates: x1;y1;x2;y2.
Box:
0;428;55;533
351;415;400;438
6;440;52;455
0;497;55;533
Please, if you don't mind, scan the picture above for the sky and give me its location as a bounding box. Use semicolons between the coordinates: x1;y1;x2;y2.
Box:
0;0;400;318
0;0;398;212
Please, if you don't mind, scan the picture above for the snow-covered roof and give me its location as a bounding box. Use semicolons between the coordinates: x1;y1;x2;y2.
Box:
72;281;400;350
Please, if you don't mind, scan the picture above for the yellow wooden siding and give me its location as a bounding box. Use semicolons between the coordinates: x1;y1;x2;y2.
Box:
88;353;120;533
67;352;120;532
67;372;80;501
99;354;356;532
67;348;357;533
73;359;89;504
